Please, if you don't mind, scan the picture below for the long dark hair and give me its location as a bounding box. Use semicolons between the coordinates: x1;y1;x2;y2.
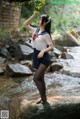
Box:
41;14;51;37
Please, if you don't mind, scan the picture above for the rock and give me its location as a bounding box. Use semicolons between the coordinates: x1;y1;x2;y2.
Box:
0;69;4;76
25;39;33;49
56;45;68;52
53;47;62;58
0;57;6;64
46;66;51;72
61;69;80;78
20;60;33;70
50;63;63;72
0;47;10;58
19;97;80;119
61;52;74;59
0;96;11;110
76;29;80;35
6;63;33;77
70;30;78;38
15;44;33;60
7;45;16;58
62;32;80;46
20;60;32;65
9;97;21;119
53;32;80;46
3;38;13;47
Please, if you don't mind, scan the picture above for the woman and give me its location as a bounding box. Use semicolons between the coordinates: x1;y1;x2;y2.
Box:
24;12;54;104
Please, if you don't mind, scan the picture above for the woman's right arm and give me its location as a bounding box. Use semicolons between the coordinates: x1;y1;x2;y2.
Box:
23;12;38;34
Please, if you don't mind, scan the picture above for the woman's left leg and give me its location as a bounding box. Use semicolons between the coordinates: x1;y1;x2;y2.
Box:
33;63;47;104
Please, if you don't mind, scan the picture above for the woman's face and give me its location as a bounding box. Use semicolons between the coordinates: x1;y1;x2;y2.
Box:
37;16;42;27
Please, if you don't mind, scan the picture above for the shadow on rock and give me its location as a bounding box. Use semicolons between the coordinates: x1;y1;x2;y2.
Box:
19;103;80;119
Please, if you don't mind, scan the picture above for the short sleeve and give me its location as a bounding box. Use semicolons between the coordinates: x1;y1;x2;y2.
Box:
44;33;53;45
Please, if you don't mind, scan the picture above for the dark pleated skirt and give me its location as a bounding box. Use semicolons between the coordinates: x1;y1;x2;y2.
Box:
32;48;52;69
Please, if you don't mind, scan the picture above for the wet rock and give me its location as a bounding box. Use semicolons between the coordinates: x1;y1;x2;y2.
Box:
53;47;62;58
0;47;10;58
15;44;33;60
61;52;74;59
62;69;80;78
51;57;57;63
0;57;6;64
50;63;63;72
6;63;33;77
0;69;4;76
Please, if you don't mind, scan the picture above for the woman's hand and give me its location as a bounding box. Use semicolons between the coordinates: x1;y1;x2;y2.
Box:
33;11;39;17
37;50;45;58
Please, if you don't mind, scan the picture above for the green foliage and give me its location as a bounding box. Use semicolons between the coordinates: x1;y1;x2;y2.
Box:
28;0;46;10
0;28;9;41
43;0;80;33
20;0;80;34
34;0;46;10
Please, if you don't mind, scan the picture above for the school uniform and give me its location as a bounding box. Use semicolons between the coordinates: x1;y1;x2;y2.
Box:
32;29;53;69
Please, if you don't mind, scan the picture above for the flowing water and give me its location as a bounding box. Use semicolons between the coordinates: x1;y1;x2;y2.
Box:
0;46;80;108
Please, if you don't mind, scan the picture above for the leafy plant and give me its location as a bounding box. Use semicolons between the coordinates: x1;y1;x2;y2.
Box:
0;28;9;41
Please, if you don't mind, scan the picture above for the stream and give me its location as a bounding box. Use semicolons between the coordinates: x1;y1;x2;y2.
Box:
0;46;80;109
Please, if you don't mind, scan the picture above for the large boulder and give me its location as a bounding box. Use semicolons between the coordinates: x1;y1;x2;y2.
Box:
15;44;33;60
6;63;33;77
52;32;80;46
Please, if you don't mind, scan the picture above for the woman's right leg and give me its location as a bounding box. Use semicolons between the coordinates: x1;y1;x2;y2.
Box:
33;63;47;104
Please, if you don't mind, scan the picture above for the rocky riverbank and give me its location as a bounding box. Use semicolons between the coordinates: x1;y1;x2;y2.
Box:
0;31;80;119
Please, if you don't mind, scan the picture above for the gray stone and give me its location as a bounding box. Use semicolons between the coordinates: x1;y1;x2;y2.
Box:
61;52;74;59
53;47;62;58
53;32;80;46
50;62;63;72
0;57;6;64
6;63;33;77
0;47;10;57
15;44;33;60
76;29;80;35
0;68;4;76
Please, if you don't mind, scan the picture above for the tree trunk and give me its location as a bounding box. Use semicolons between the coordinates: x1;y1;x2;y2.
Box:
0;0;21;31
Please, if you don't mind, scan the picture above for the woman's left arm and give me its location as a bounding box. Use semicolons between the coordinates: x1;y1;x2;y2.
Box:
43;44;54;52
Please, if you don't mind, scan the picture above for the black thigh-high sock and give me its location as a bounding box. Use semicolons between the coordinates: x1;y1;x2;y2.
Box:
33;63;47;103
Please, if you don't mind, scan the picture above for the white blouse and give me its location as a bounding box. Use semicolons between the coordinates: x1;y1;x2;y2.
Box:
32;29;53;51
